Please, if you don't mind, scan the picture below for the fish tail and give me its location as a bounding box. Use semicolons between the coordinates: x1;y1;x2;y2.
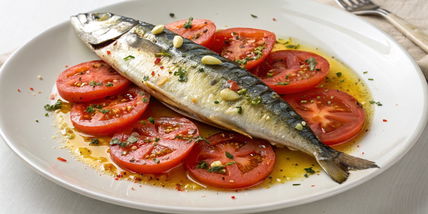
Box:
316;151;379;183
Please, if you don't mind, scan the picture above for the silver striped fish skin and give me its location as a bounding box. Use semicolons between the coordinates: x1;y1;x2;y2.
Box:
70;13;378;183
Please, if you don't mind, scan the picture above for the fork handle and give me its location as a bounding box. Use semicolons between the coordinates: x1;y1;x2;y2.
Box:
383;13;428;53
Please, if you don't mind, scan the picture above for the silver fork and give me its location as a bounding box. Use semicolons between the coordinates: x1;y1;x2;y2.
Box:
336;0;428;53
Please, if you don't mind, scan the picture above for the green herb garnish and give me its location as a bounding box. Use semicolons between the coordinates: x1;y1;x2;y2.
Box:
250;14;258;18
148;117;155;124
305;57;317;71
335;72;342;77
90;138;99;145
225;152;234;159
123;55;135;61
44;99;63;112
196;161;209;169
174;67;188;82
183;17;194;29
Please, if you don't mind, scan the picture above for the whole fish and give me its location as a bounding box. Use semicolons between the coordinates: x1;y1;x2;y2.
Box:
71;13;378;183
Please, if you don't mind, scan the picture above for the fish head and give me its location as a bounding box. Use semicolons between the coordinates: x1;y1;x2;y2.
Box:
70;13;137;46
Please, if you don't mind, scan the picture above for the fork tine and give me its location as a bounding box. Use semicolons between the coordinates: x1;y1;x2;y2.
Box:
336;0;351;10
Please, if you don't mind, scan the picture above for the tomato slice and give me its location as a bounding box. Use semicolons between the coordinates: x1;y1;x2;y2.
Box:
70;86;150;136
209;28;276;70
165;18;216;47
110;117;199;174
56;60;130;103
252;50;329;94
283;88;365;145
185;132;275;189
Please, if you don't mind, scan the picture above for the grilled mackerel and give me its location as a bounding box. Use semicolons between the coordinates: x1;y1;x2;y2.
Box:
71;13;378;183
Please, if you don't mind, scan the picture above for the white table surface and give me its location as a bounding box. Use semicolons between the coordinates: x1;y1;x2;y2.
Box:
1;0;428;213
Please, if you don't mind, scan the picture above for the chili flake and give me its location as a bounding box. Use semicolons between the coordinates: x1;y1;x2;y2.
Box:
57;157;67;162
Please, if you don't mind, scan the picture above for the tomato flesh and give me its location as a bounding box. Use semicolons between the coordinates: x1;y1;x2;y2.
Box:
70;86;150;136
185;132;275;189
110;117;199;174
56;60;130;102
209;28;276;70
283;88;365;145
252;50;330;94
165;18;216;47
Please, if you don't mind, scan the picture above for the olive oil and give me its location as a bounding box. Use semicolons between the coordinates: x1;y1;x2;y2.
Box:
53;39;373;191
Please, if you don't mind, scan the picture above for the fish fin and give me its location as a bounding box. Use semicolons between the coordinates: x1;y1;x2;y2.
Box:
208;116;253;139
316;152;379;184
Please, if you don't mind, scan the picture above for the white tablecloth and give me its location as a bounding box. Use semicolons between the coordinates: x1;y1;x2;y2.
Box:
1;0;428;213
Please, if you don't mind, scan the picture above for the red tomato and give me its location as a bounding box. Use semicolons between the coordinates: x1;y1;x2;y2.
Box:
56;60;130;103
209;28;276;70
283;88;365;145
110;117;200;174
185;132;275;189
70;86;150;136
252;50;329;94
165;18;216;47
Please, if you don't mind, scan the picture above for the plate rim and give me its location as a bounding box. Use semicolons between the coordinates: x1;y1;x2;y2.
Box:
1;0;427;213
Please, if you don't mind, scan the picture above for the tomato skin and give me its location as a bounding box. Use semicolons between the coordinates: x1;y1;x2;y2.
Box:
110;117;199;174
185;132;275;189
56;60;130;103
165;19;216;47
253;50;330;94
283;88;366;145
209;28;276;70
70;86;150;136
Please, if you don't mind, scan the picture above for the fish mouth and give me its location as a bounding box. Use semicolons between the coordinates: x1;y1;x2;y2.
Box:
70;12;137;47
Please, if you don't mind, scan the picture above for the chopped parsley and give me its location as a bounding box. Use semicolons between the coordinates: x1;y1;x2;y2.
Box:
169;13;175;18
335;72;342;77
305;57;317;71
226;161;236;166
214;100;220;104
110;138;127;147
123;55;135;61
155;52;172;57
225;152;234;159
208;165;225;173
196;161;209;169
292;183;301;186
236;106;243;114
363;71;368;74
183;17;194;29
127;135;139;144
368;78;374;81
90;138;100;145
105;82;114;87
198;68;205;72
369;100;383;106
99;109;110;114
148;117;155;124
44;99;63;112
174;67;188;82
143;76;149;81
85;105;96;113
304;167;315;174
286;44;300;49
142;97;149;103
250;14;258;18
89;81;102;87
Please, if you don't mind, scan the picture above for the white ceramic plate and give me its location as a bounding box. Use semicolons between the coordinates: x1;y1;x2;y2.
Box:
0;0;427;213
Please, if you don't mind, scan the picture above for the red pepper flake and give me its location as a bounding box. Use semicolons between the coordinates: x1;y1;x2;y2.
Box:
272;18;277;21
106;50;111;55
227;80;240;91
231;196;236;199
49;93;56;100
361;152;365;155
114;177;119;181
17;88;22;93
151;71;155;76
160;66;164;70
65;65;69;68
154;58;162;65
29;87;34;91
57;157;67;162
175;184;184;191
382;119;388;122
